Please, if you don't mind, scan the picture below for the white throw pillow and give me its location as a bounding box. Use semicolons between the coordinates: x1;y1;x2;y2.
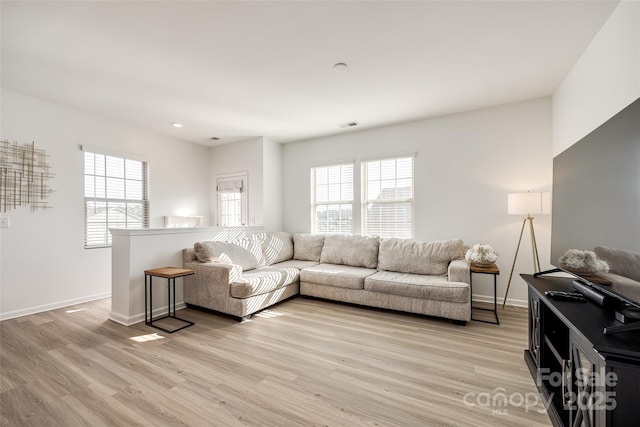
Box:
232;234;266;268
193;236;264;271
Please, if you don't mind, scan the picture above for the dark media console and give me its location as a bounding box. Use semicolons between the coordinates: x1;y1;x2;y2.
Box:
523;274;640;427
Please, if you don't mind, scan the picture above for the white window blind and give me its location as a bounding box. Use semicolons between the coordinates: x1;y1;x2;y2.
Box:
362;156;414;238
311;163;354;234
83;150;149;248
217;174;247;226
217;179;244;193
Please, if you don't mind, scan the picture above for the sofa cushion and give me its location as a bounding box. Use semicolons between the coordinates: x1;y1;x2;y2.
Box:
270;259;320;270
320;235;380;268
300;263;377;290
193;239;260;271
258;232;294;265
230;267;300;299
294;234;325;261
378;238;464;275
364;271;469;303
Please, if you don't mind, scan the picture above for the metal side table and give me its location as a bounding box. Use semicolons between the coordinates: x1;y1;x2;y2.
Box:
470;263;500;325
144;267;195;333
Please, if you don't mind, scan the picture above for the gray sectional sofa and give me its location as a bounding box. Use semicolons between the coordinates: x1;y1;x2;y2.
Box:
182;232;471;323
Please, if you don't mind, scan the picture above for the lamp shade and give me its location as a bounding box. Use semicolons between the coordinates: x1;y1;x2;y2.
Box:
508;192;551;216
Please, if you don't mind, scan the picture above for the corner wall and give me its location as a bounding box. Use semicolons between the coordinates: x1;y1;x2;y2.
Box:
262;137;283;231
282;98;553;306
209;136;283;230
210;137;264;226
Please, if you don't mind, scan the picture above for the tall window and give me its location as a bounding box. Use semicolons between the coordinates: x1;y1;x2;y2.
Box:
217;174;247;226
311;163;354;234
362;156;414;238
83;148;148;248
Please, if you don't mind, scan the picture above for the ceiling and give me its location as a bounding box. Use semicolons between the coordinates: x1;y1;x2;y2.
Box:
1;1;618;146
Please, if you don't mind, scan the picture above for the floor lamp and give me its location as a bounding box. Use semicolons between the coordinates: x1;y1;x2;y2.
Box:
503;192;549;308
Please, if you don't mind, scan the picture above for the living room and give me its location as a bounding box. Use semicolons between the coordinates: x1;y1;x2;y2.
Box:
1;1;639;425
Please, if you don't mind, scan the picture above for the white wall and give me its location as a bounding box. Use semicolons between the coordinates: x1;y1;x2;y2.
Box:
553;0;640;156
283;98;553;305
9;0;634;317
0;89;211;320
210;137;264;226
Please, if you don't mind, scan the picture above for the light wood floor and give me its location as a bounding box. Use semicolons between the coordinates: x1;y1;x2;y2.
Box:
1;297;551;426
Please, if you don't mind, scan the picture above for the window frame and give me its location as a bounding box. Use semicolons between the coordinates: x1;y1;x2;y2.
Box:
361;154;415;239
216;172;248;227
310;162;355;235
82;145;149;249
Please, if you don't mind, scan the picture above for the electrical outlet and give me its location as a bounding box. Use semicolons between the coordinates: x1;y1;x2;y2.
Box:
0;217;9;228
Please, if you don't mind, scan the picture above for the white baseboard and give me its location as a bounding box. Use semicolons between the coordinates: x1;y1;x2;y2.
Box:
0;292;111;321
473;294;527;308
109;302;187;326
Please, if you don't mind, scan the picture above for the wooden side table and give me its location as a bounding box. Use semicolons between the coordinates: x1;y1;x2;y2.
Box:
469;263;500;325
144;267;195;333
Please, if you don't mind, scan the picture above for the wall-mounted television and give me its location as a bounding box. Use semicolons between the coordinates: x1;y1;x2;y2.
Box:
549;97;640;314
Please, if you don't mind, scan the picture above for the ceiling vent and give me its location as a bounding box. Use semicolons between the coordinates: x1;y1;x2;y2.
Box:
337;122;358;128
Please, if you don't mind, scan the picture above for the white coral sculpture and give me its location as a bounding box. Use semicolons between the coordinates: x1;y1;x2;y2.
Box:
465;244;499;266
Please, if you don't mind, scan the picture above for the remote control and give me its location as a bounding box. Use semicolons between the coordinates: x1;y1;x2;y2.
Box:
545;290;586;302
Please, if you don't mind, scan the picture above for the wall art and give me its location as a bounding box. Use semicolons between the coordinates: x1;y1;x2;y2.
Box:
0;140;55;212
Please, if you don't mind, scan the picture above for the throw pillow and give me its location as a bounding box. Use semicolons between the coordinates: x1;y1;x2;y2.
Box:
194;241;216;263
192;240;259;271
232;234;266;268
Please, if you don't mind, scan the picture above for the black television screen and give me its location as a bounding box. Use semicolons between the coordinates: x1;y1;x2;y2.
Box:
550;97;640;309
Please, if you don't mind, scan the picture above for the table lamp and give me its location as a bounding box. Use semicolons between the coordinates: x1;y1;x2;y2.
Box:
503;191;550;308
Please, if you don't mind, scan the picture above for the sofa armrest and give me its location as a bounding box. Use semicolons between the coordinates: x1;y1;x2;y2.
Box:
183;248;197;263
183;259;243;314
448;259;470;284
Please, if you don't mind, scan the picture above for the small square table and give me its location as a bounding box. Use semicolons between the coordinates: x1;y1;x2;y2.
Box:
144;267;195;333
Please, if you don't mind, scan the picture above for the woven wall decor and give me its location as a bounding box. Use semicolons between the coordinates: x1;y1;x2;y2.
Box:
0;140;55;212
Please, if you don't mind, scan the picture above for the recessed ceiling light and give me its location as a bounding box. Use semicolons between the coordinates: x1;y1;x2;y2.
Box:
172;122;183;128
337;121;358;128
333;62;348;71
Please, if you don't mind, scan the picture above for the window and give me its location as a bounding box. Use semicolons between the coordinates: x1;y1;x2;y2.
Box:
311;163;354;234
362;156;414;238
83;148;148;248
217;174;247;226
